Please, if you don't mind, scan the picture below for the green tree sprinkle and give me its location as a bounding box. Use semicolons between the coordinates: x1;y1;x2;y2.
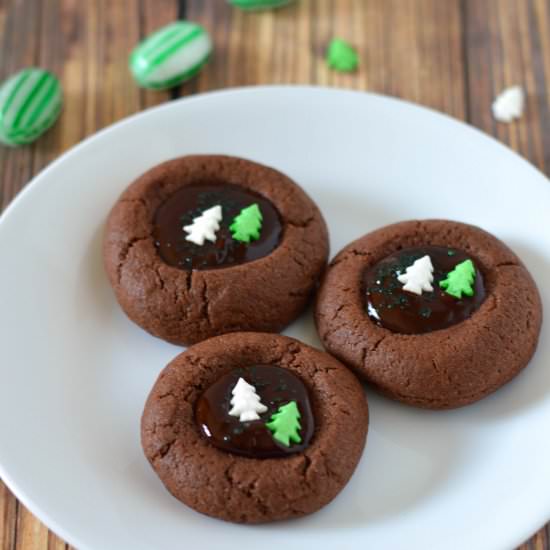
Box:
326;38;359;72
439;259;476;299
229;203;263;243
266;401;302;447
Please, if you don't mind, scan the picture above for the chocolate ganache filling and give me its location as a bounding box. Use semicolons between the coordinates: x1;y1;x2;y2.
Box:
363;246;486;334
195;365;314;458
153;183;282;270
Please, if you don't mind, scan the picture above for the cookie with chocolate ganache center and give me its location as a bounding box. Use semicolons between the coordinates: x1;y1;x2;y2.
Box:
141;333;369;524
196;364;315;458
364;245;486;334
315;219;542;410
103;155;329;345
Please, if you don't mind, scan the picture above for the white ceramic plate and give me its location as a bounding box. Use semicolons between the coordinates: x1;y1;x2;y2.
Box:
0;87;549;550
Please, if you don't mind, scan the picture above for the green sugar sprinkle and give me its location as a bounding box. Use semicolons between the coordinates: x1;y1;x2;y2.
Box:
326;38;359;72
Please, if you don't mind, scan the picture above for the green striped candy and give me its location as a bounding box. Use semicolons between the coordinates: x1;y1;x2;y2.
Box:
228;0;294;10
130;21;212;90
0;68;62;147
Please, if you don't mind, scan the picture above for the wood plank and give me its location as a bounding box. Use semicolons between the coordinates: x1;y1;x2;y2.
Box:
0;0;43;209
0;481;17;549
187;0;466;117
464;0;550;174
14;506;49;550
32;0;172;173
26;0;177;176
518;525;549;550
524;526;549;550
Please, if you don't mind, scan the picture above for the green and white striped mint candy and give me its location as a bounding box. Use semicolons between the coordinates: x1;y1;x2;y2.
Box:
0;68;62;147
228;0;294;10
130;21;212;90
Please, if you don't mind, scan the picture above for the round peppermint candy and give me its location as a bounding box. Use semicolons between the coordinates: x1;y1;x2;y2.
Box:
0;68;62;147
130;21;212;90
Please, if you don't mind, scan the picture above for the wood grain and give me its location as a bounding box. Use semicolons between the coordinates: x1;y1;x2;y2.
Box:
0;1;548;548
464;0;550;174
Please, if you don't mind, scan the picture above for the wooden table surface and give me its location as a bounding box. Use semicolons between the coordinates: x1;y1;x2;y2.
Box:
0;1;549;548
